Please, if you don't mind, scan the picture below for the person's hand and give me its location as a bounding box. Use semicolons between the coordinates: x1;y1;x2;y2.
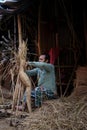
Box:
25;62;32;69
25;62;29;67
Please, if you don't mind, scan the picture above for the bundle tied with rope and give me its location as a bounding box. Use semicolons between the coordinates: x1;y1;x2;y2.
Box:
12;40;32;113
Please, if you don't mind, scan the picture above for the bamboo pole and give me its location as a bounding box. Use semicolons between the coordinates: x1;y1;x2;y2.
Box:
37;2;42;55
14;15;17;50
17;15;22;45
56;33;62;97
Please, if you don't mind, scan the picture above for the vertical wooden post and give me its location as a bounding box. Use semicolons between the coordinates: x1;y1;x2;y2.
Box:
14;15;17;50
12;15;32;113
83;9;87;63
37;2;42;55
17;15;22;47
56;33;62;97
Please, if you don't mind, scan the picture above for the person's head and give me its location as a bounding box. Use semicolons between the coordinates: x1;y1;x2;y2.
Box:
39;53;50;63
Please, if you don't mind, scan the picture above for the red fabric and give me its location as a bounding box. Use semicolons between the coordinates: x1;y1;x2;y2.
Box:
49;47;59;64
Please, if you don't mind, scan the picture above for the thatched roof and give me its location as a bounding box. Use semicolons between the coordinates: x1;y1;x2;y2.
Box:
0;0;39;20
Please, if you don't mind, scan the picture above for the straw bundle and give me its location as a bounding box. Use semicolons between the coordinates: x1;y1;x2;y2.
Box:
75;66;87;85
12;41;32;113
71;66;87;98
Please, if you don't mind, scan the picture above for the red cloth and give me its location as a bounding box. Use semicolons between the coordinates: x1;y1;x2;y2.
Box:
49;47;59;64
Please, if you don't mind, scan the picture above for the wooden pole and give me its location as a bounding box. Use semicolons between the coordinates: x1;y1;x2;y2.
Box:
12;15;32;113
14;15;17;50
83;9;87;63
56;33;62;97
17;15;22;46
37;2;42;55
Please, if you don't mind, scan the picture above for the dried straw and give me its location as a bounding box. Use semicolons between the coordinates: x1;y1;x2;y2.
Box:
16;97;87;130
71;66;87;99
12;40;32;113
15;66;87;130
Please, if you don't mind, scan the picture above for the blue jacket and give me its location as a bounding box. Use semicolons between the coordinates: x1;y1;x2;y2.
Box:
26;62;57;94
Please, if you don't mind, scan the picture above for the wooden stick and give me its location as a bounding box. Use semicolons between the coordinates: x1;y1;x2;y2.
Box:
12;15;32;113
37;2;42;55
17;15;22;45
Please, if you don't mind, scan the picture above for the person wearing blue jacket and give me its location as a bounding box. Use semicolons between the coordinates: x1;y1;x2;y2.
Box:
23;53;57;107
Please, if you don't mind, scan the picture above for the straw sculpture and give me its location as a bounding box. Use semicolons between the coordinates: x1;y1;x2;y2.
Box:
12;41;32;113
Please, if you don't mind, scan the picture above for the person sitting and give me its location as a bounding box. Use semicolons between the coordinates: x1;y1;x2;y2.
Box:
23;53;57;109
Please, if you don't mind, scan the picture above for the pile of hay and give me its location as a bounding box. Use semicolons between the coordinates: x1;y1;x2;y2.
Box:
17;97;87;130
15;66;87;130
0;65;87;130
71;66;87;98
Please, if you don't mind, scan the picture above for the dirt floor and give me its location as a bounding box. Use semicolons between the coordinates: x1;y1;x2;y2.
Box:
0;110;29;130
0;119;14;130
0;88;23;130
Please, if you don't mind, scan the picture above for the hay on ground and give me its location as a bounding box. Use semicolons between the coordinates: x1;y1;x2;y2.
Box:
16;97;87;130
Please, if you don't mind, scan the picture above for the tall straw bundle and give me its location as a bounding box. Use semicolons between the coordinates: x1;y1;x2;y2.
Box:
12;41;32;113
71;66;87;99
75;66;87;85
